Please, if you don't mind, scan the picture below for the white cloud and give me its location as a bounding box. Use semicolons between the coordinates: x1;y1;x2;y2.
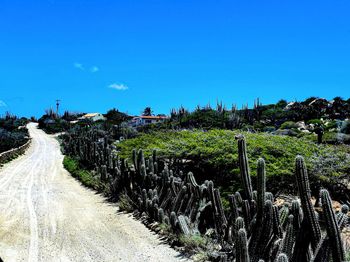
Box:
74;62;84;70
108;83;128;91
0;100;7;107
90;66;99;73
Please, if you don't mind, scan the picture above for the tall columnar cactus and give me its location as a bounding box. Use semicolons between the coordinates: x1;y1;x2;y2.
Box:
170;211;177;229
137;149;145;175
152;149;158;174
291;200;302;231
214;188;228;230
250;200;274;262
132;149;137;171
178;215;191;235
235;191;243;206
257;158;266;222
236;228;250;262
242;200;251;233
229;194;239;225
337;204;349;230
320;189;345;262
234;216;245;244
295;156;321;250
172;185;187;213
237;136;253;202
281;215;295;259
273;205;283;239
276;253;289;262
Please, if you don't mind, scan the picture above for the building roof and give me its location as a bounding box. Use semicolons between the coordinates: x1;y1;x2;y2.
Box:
82;113;101;118
133;115;168;120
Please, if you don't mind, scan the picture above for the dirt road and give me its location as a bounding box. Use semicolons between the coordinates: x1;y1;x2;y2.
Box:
0;123;185;262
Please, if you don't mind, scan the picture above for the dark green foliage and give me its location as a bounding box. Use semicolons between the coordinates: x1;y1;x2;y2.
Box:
105;108;129;125
63;156;101;190
0;114;28;153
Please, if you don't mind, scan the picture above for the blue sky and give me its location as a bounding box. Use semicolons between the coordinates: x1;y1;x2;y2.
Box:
0;0;349;117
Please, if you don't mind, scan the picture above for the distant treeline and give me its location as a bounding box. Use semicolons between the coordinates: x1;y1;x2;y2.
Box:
140;96;350;132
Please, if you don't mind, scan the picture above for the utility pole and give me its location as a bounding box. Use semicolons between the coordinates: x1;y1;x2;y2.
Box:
56;99;61;116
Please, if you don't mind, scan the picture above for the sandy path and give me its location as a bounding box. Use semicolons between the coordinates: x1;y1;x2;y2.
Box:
0;123;185;262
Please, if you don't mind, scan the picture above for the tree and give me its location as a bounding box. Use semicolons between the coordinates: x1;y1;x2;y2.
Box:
106;108;129;125
276;99;288;108
142;107;153;116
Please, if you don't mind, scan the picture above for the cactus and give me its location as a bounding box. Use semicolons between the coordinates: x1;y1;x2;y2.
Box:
311;236;331;262
172;185;187;213
291;200;302;231
228;194;239;225
152;149;158;174
273;205;283;239
281;215;295;259
276;253;289;262
337;204;349;230
214;188;228;230
320;189;345;262
235;191;243;206
132;149;137;171
242;200;251;233
236;228;250;262
257;158;266;222
170;211;177;229
279;204;289;229
237;136;253;202
178;215;191;235
62;125;349;262
235;216;245;232
294;156;321;251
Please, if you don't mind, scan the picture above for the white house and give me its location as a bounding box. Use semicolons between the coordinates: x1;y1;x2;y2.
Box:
79;113;106;122
129;115;168;127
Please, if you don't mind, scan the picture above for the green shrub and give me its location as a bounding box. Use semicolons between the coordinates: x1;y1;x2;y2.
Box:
325;120;338;131
263;126;276;132
179;234;207;250
307;119;322;125
280;121;299;130
63;156;100;190
116;129;350;193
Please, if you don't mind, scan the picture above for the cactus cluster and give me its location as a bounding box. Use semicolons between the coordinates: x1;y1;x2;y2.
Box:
61;129;349;261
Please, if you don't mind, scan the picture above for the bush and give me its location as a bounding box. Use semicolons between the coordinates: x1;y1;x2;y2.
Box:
63;156;100;190
341;121;350;134
263;126;276;132
179;234;207;251
307;119;322;125
0;116;28;153
280;121;299;130
116;129;350;193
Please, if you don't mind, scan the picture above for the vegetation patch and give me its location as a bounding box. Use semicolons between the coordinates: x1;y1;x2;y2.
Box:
63;156;102;191
118;193;135;213
0;114;29;153
116;129;350;194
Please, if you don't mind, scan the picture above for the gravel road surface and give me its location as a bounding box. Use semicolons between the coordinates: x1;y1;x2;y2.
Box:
0;123;185;262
